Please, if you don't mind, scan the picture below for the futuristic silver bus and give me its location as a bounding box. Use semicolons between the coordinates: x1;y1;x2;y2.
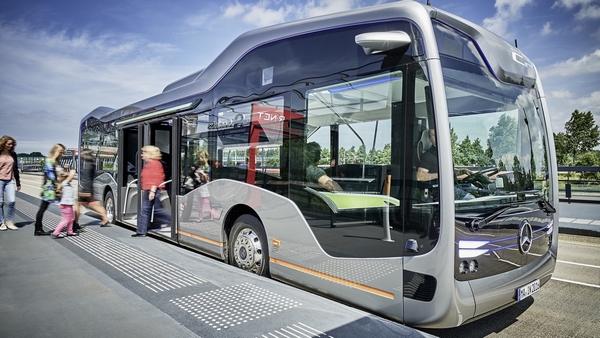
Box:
79;0;558;328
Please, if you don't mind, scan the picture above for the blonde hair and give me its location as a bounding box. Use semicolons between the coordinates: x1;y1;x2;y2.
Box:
196;149;209;167
48;143;66;162
142;145;162;160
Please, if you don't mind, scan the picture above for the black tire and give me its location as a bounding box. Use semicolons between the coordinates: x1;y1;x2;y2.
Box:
229;215;269;277
104;191;115;224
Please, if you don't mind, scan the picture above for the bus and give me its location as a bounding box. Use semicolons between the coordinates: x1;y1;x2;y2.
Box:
79;1;558;328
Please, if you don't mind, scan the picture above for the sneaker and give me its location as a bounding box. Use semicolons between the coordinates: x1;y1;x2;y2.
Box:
5;221;18;230
66;233;80;237
51;234;65;239
0;223;6;231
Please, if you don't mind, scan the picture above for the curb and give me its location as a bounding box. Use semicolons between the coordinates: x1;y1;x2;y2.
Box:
558;227;600;238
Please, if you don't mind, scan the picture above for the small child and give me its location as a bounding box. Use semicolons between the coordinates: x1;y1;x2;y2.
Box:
51;169;79;239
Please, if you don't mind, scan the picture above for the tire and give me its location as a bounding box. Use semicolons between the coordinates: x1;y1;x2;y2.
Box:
229;215;269;277
104;191;115;224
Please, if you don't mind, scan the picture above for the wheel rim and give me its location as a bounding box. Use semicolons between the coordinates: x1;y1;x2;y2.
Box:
105;197;114;223
233;228;263;274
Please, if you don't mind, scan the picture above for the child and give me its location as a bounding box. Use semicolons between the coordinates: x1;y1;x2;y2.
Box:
195;150;220;221
51;169;79;239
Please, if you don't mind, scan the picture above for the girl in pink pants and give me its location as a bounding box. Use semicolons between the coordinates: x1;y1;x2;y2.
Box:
52;169;79;238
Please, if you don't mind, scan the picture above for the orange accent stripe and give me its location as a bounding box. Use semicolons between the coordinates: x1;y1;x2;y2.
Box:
270;258;395;299
177;230;222;247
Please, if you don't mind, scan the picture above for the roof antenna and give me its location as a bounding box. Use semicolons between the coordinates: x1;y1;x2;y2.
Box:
514;39;518;48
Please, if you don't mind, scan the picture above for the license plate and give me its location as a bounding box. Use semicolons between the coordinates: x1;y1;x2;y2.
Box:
517;279;540;301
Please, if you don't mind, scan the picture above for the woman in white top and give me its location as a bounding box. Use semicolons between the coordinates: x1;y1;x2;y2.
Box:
0;135;21;231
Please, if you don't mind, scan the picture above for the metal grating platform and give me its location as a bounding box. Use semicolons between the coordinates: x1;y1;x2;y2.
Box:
17;197;206;292
170;283;302;331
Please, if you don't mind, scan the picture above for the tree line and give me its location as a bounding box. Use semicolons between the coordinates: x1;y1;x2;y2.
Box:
553;110;600;168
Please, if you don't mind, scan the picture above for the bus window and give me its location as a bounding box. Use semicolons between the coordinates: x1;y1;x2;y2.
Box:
211;97;286;186
297;70;413;258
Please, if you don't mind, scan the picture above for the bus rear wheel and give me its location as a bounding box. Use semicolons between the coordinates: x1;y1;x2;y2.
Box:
104;191;115;224
229;215;269;277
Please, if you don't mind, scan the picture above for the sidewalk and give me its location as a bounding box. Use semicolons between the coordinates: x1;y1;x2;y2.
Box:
1;192;432;338
0;195;196;338
557;201;600;237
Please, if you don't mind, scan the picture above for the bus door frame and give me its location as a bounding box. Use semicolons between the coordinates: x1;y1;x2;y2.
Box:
118;125;142;226
143;118;178;239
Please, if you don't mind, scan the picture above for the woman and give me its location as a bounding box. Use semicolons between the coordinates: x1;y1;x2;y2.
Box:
73;149;109;230
34;143;66;236
0;135;21;231
132;145;171;237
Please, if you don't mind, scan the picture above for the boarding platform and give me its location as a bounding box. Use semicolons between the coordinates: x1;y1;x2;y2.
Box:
0;192;432;338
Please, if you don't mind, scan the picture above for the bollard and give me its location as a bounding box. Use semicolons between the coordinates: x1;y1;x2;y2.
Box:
565;183;571;203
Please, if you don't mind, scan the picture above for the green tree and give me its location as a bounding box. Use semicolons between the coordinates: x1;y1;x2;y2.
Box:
488;114;517;162
450;128;465;164
356;144;366;164
553;132;570;166
575;151;600;180
564;110;600;165
319;147;329;165
471;138;491;166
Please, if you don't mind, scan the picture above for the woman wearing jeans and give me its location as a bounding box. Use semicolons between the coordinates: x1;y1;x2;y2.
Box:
0;135;21;231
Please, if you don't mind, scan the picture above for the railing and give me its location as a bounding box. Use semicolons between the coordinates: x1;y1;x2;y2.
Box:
558;166;600;203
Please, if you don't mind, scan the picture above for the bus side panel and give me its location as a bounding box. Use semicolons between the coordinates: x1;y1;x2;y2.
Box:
183;180;408;321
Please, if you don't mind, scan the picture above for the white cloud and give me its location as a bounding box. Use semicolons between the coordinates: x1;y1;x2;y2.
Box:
300;0;358;18
540;49;600;78
553;0;600;20
546;90;600;133
541;22;553;36
184;13;211;28
575;5;600;20
223;1;246;18
220;0;361;27
553;0;593;10
550;90;574;99
0;20;195;153
576;90;600;110
482;0;533;39
243;2;294;27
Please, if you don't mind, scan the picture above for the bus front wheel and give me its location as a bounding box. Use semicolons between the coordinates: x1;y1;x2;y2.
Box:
229;215;269;277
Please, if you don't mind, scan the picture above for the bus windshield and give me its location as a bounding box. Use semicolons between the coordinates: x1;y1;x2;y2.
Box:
442;56;552;213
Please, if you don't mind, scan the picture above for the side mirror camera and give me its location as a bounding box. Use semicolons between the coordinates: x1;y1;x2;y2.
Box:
355;31;412;55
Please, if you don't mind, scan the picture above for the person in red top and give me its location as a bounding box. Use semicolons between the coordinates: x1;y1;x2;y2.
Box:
132;145;171;237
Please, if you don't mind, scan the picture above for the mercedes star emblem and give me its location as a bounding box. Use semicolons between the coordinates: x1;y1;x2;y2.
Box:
518;219;533;254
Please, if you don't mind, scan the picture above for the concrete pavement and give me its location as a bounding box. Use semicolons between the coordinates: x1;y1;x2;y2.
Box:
558;201;600;237
0;192;432;338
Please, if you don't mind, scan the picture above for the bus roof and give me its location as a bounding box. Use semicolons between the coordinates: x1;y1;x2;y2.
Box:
92;0;535;124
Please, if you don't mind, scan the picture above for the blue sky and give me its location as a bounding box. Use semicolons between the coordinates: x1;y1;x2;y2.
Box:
1;0;599;154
